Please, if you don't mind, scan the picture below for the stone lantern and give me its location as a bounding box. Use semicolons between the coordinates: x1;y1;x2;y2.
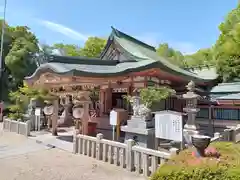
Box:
183;81;200;130
72;104;84;133
182;81;200;144
43;101;54;129
72;91;92;135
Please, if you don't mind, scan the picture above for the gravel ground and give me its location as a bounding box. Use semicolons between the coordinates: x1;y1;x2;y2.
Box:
0;128;145;180
0;148;146;180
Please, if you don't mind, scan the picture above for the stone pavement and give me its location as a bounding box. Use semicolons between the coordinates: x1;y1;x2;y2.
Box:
0;124;146;180
29;128;74;152
0;137;51;159
0;124;51;159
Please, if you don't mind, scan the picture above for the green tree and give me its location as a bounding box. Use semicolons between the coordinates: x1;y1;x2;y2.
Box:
8;82;49;120
185;48;214;68
4;25;39;88
53;43;82;56
52;37;106;58
0;21;39;101
156;43;186;67
80;37;106;57
213;4;240;82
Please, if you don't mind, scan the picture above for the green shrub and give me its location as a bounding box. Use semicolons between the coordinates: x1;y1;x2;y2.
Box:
151;166;234;180
151;142;240;180
7;83;50;121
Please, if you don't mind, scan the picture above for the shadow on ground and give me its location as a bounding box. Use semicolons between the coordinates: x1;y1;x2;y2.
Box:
56;135;73;142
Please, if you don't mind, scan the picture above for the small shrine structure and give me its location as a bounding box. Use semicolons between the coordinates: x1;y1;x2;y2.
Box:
25;27;217;136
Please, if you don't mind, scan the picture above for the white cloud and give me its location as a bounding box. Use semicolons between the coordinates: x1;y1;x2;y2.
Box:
39;20;89;42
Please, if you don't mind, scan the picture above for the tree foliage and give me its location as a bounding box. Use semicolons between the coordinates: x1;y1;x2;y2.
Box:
0;21;39;101
213;5;240;82
5;26;39;84
51;37;106;58
185;48;214;68
80;37;106;57
156;43;186;67
123;86;175;108
140;87;176;108
8;82;49;120
53;43;82;56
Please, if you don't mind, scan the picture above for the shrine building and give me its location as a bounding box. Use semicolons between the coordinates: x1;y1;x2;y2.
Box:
25;27;217;112
25;27;240;136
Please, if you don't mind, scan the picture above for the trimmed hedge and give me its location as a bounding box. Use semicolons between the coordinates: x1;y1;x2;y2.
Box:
151;142;240;180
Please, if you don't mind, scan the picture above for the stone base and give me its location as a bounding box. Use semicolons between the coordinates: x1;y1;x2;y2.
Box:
131;115;152;121
183;129;199;146
122;127;155;149
126;118;154;129
121;115;155;149
184;124;199;131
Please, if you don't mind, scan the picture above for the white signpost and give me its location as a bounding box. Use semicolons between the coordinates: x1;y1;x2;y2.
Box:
155;110;183;142
110;110;118;141
35;108;41;131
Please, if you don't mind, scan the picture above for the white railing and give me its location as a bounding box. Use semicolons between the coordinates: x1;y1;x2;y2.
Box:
73;133;178;177
3;117;31;136
211;124;240;143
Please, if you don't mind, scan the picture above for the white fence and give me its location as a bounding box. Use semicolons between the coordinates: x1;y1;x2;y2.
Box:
73;133;178;177
3;118;31;136
211;125;240;143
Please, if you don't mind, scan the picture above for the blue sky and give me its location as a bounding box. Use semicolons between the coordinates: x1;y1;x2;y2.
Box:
0;0;238;54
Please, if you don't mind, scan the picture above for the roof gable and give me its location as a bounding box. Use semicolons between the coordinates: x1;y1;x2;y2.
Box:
100;26;156;59
111;26;156;51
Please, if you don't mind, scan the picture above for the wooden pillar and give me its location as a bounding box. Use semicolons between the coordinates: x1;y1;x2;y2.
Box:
127;86;132;112
52;98;58;136
99;89;104;116
82;102;89;135
105;88;112;113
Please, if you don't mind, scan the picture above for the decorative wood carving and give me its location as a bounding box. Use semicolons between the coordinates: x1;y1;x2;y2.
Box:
133;76;145;81
133;82;145;88
112;88;128;93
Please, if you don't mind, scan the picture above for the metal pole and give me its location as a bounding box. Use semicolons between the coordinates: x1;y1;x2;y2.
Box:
112;125;115;141
0;0;7;77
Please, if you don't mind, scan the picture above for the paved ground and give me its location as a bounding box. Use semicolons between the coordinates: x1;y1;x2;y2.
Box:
29;128;74;152
0;124;145;180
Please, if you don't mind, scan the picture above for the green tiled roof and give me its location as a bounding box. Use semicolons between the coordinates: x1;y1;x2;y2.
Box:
26;27;218;84
210;82;240;93
112;32;216;82
27;58;158;79
216;93;240;100
189;67;218;80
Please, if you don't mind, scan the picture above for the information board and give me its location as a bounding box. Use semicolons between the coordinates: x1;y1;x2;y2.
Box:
155;110;183;142
110;110;118;126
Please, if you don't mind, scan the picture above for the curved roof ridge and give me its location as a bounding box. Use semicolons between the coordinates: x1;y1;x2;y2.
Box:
111;26;156;51
115;36;215;81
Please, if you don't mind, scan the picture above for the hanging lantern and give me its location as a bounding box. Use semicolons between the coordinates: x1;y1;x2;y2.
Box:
43;105;54;116
72;104;84;119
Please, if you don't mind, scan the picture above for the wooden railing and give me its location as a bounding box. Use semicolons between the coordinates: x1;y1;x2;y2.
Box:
73;133;178;177
197;106;240;120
